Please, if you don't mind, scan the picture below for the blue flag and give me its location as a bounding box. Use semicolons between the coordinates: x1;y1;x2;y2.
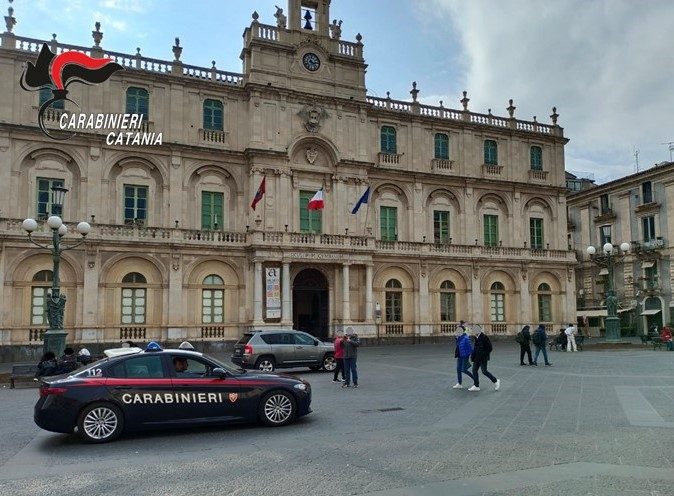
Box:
351;186;370;214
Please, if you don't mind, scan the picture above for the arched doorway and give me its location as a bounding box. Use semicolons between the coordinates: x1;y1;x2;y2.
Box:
293;268;329;340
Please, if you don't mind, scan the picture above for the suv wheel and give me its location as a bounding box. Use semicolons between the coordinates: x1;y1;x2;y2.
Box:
77;402;124;443
255;356;276;372
322;354;336;372
259;390;297;426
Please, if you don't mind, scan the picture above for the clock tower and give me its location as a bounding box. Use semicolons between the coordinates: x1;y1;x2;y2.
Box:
240;0;367;100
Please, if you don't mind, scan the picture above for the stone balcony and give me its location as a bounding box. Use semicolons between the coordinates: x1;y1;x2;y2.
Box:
528;169;549;182
199;128;229;145
378;152;402;167
482;164;504;177
431;158;454;173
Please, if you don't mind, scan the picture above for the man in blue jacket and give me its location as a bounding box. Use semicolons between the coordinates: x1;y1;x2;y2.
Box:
532;324;552;366
452;323;474;389
468;327;500;392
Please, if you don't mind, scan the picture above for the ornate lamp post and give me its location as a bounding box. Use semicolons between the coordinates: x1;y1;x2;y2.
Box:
586;241;630;342
22;186;91;356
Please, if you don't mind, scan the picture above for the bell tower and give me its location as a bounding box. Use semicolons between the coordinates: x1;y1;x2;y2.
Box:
240;0;367;100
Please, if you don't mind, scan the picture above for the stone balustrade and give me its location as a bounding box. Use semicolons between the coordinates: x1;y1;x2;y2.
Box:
528;169;549;181
378;152;401;166
431;158;454;171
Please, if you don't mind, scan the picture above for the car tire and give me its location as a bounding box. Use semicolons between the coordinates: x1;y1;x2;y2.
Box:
321;353;336;372
77;402;124;443
259;390;297;427
255;356;276;372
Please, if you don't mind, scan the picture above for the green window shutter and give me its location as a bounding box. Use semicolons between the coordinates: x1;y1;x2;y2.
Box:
530;218;543;249
530;146;542;170
299;191;322;233
484;140;498;165
39;86;64;110
440;292;455;321
484;214;498;246
126;87;149;119
433;210;449;243
381;126;397;154
538;294;552;322
201;191;224;230
36;177;64;219
203;99;223;131
380;206;398;241
434;133;449;159
123;185;149;225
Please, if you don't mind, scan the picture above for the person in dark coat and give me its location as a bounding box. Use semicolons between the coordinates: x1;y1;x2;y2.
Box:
532;324;552;366
35;351;58;377
57;347;79;374
332;331;346;382
452;325;474;389
518;325;534;366
342;328;360;388
468;328;500;392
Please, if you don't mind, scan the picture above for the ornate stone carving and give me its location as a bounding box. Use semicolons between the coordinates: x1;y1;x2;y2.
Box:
306;147;318;164
298;105;328;133
329;19;343;40
274;6;287;29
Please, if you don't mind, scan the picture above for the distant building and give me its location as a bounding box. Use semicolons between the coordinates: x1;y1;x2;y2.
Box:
565;171;596;192
567;161;674;336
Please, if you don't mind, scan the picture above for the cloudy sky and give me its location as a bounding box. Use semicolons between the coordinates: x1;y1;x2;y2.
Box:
14;0;674;183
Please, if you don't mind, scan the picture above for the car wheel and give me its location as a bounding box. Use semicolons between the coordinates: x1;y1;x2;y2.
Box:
77;402;124;443
259;390;297;427
322;354;336;372
255;356;276;372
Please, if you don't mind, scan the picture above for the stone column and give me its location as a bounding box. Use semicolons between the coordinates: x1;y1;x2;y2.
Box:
281;261;291;325
167;250;185;340
418;265;430;335
342;263;350;322
365;264;373;322
253;261;263;324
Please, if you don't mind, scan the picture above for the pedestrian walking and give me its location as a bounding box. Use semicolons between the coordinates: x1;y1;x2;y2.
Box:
332;330;346;382
452;323;474;389
660;326;673;351
342;328;360;388
565;323;578;352
468;327;500;392
516;325;534;365
532;324;552;366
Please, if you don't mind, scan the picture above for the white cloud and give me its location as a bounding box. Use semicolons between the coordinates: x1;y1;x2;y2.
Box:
100;0;147;13
426;0;674;182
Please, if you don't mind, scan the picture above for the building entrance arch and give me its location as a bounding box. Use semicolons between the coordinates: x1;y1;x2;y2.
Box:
293;268;329;340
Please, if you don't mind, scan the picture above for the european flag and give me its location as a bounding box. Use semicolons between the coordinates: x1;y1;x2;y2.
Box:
351;186;370;214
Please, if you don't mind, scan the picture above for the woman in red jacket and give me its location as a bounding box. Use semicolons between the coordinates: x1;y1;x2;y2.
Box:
661;326;673;351
333;331;346;382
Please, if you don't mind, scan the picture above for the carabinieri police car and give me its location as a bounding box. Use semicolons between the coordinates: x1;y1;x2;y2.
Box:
34;342;312;443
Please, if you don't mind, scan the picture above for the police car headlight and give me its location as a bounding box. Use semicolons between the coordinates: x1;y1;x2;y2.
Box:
293;383;307;391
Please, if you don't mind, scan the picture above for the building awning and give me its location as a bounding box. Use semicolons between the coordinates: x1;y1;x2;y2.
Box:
641;309;662;316
641;261;655;268
577;309;608;317
598;268;609;275
617;307;634;313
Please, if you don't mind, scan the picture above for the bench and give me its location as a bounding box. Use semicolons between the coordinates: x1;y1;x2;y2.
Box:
10;364;39;389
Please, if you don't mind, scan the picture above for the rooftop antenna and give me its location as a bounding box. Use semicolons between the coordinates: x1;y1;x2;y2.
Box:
661;141;674;162
633;146;640;173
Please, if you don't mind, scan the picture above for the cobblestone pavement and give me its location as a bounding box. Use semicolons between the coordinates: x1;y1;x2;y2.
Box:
1;343;673;496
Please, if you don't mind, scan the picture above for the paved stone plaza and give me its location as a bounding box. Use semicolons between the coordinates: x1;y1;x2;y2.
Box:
0;343;673;496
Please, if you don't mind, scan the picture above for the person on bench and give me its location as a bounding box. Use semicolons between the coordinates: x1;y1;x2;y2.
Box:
35;351;58;377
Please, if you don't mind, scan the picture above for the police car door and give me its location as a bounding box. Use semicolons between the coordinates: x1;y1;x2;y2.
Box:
169;355;242;422
105;354;175;426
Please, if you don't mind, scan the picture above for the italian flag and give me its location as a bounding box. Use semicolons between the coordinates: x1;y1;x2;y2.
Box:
307;188;324;210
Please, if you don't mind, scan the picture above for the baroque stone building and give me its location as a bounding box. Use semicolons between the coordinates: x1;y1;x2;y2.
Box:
0;0;575;356
568;161;674;336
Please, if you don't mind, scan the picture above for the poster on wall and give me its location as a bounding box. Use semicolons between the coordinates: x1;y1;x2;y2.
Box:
265;267;281;319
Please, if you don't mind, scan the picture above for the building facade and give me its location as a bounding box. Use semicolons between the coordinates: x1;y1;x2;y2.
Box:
568;161;674;336
0;0;575;355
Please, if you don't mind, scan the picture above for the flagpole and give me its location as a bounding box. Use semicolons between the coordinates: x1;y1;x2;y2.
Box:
363;184;371;237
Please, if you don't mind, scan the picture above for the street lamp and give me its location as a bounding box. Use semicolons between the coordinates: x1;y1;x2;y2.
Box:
586;241;630;342
22;187;91;356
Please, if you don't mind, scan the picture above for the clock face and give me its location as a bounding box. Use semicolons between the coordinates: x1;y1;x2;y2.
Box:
302;53;321;72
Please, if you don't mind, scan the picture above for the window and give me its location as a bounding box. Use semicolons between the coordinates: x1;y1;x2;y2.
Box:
201;191;224;230
261;333;282;345
439;280;456;322
380;206;398;241
108;355;165;379
381;126;397;154
566;180;581;191
202;275;224;324
530;218;544;249
203;99;223;131
123;185;148;225
121;272;146;325
126;87;149;120
489;282;505;322
36;178;65;219
537;283;552;322
530;146;542;170
31;270;53;326
385;279;403;322
293;333;316;346
299;190;322;233
642;216;656;242
433;210;450;243
434;133;449;160
171;356;213;377
484;139;498;165
38;86;64;109
642;181;653;204
483;214;499;247
645;261;658;289
600;194;610;215
600;225;611;246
